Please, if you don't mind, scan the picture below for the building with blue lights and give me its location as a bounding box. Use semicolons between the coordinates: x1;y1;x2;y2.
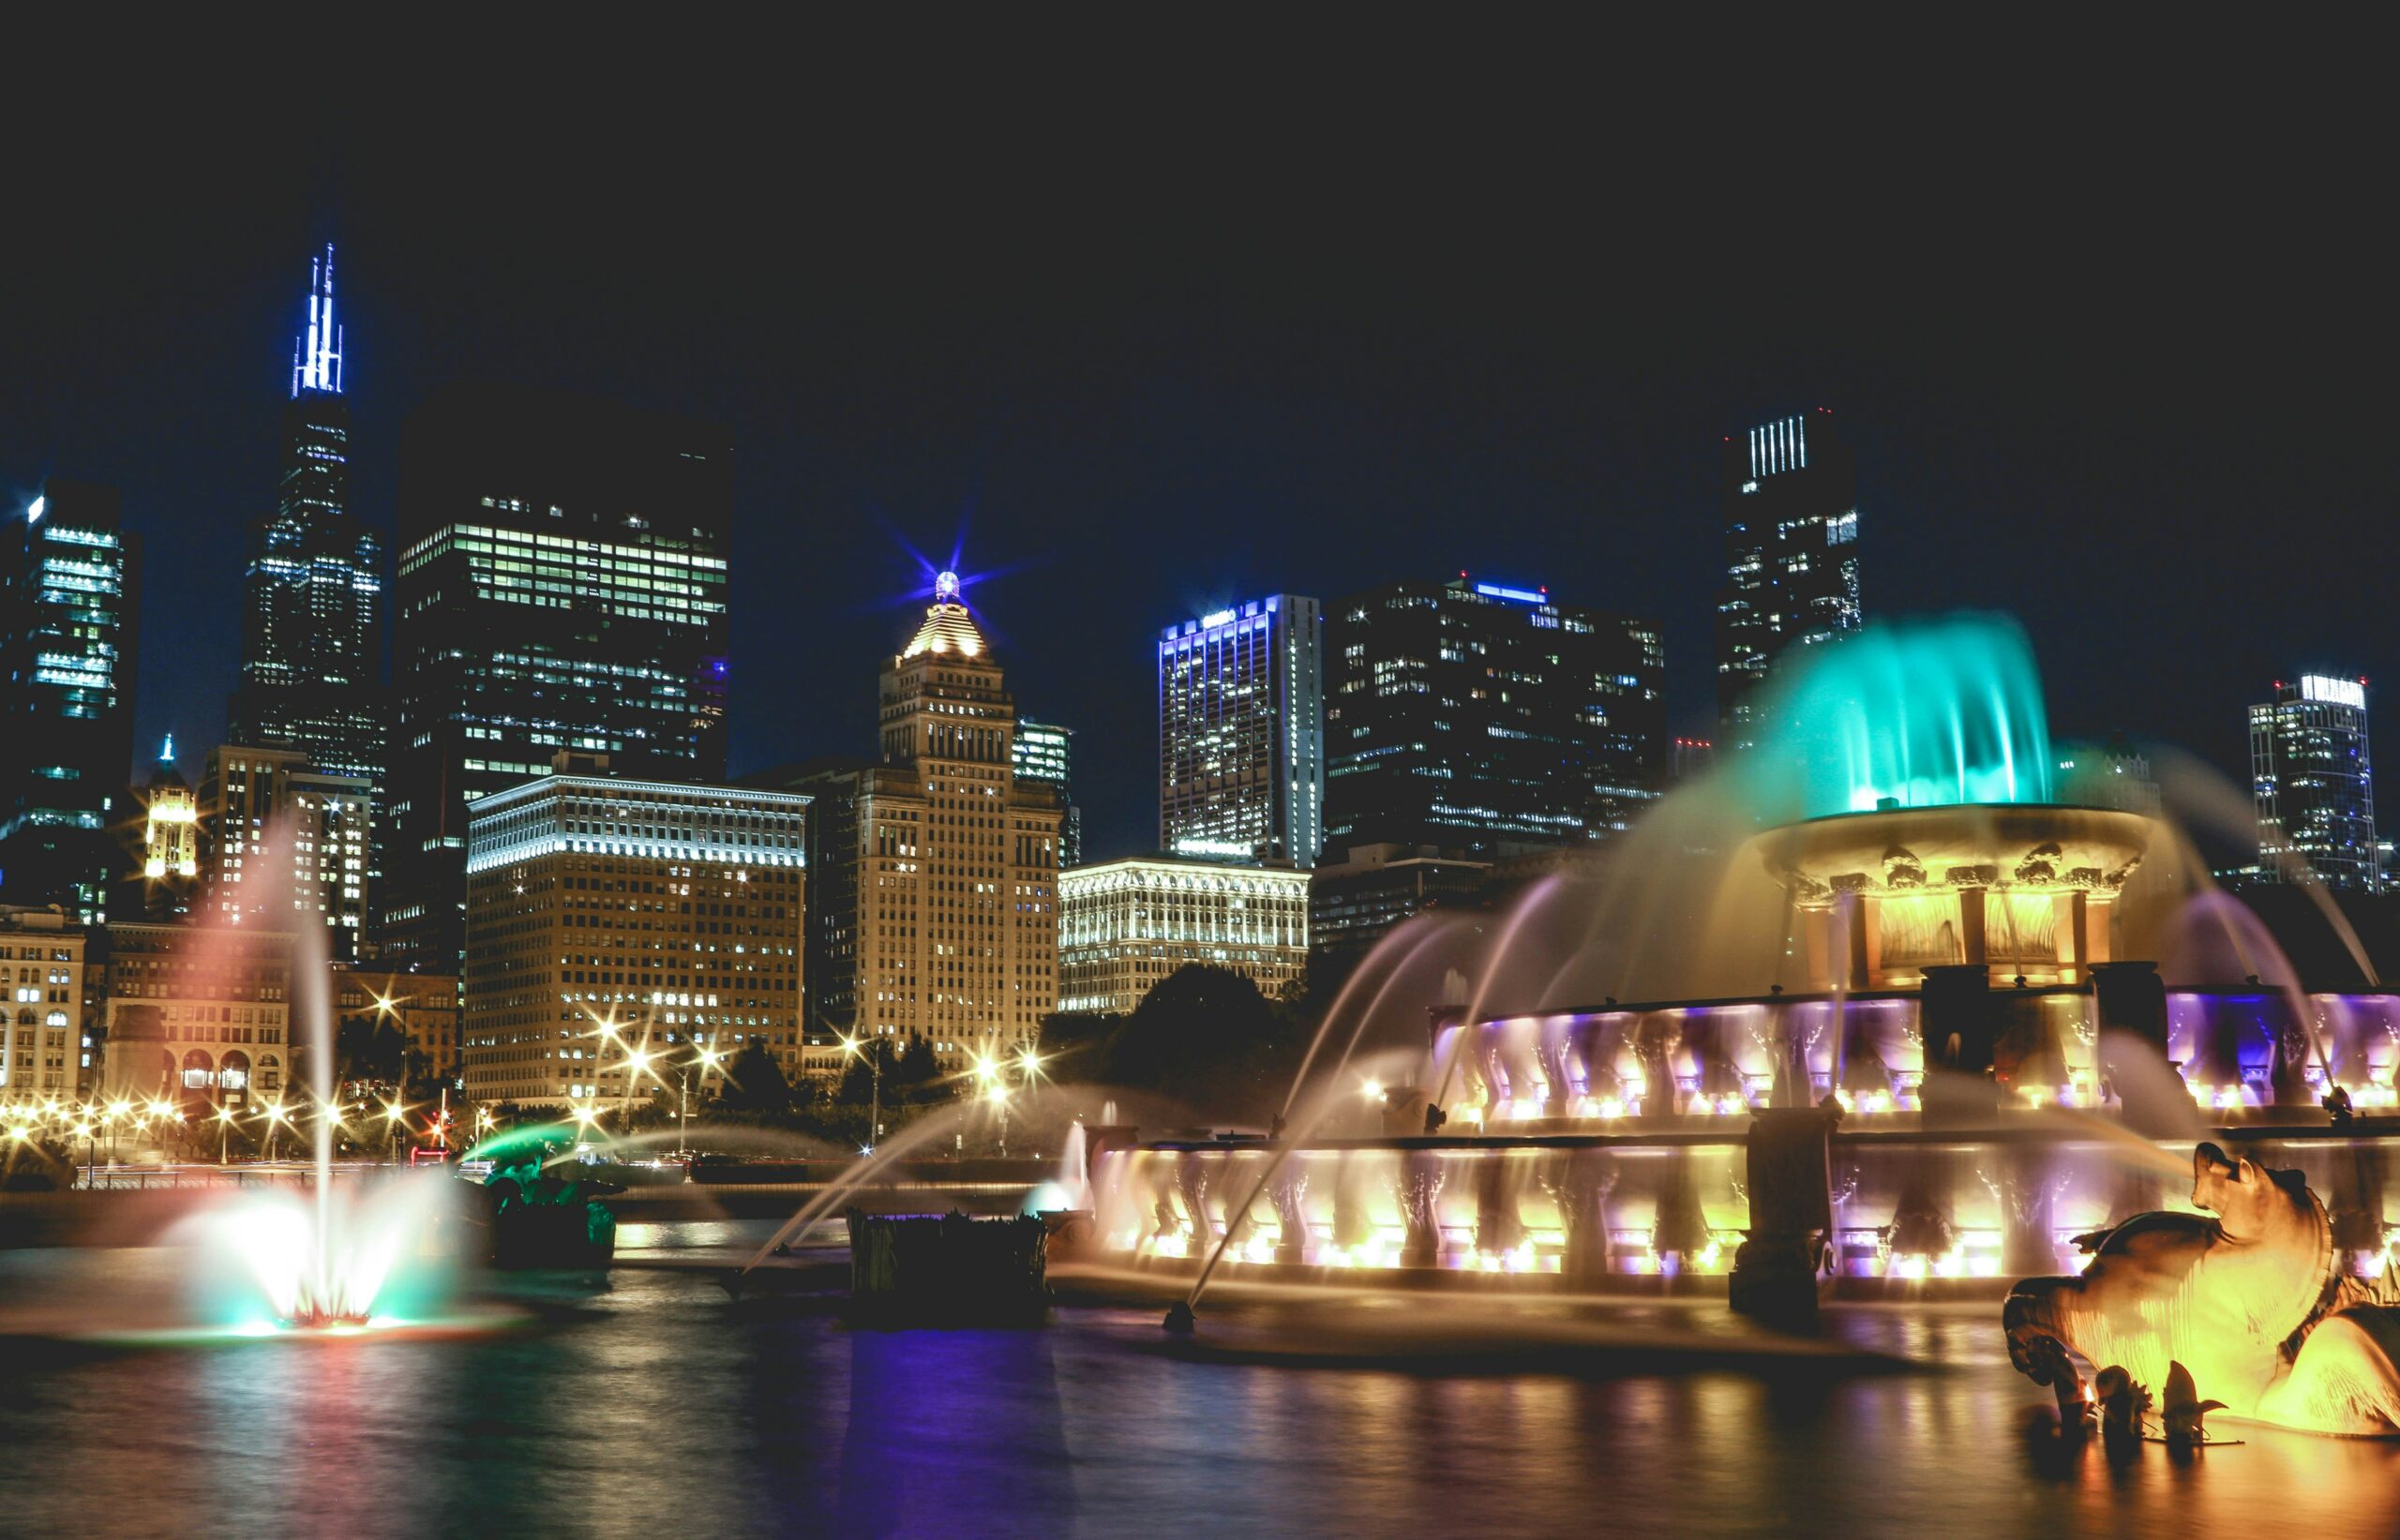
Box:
1715;410;1862;749
384;384;733;970
228;245;391;798
1322;575;1662;862
2252;674;2379;892
1013;718;1079;867
1158;595;1324;867
461;765;808;1106
0;478;140;924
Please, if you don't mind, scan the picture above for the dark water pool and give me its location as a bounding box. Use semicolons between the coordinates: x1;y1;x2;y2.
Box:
3;1227;2396;1540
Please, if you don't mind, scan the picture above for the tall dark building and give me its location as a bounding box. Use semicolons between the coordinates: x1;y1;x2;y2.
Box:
1714;410;1861;749
0;480;141;922
2252;675;2378;892
1322;575;1663;861
228;245;390;790
1013;718;1080;866
1158;595;1325;866
384;385;732;967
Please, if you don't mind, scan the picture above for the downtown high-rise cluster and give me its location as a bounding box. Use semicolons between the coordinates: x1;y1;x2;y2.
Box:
0;253;2385;1117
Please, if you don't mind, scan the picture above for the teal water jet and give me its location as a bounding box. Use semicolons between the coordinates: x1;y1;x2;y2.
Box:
1744;615;2055;823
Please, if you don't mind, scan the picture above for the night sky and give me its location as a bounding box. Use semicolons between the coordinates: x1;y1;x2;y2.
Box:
6;63;2387;864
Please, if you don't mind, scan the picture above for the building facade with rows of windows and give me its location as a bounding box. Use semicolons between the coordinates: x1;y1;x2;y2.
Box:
1058;856;1309;1016
197;743;373;951
461;766;807;1107
0;907;90;1107
98;923;291;1109
781;579;1059;1073
2252;675;2379;892
1157;594;1324;867
387;384;732;971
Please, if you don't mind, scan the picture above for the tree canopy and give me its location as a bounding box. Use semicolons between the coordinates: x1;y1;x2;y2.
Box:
716;1038;794;1115
1065;964;1302;1125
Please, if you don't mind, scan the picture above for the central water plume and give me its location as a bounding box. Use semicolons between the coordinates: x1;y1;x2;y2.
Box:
1742;615;2055;823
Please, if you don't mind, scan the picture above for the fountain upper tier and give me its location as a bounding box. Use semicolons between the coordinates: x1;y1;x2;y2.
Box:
1753;801;2155;989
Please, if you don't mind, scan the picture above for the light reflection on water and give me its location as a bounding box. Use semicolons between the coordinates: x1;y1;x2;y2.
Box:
2;1232;2397;1540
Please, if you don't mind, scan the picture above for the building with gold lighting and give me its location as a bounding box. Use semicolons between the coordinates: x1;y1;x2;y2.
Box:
98;922;292;1109
460;759;808;1108
770;573;1060;1072
1058;855;1309;1015
0;906;91;1107
118;739;201;923
332;966;463;1085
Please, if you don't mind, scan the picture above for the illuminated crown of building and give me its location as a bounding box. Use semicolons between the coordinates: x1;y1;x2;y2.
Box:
901;573;987;659
292;242;344;397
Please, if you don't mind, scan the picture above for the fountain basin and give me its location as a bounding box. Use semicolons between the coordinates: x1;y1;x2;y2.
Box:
1090;1125;2400;1298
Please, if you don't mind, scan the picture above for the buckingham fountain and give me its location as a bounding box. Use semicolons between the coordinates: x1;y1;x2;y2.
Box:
1081;617;2400;1434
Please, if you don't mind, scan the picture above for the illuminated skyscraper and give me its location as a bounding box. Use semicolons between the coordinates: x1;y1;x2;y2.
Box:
0;478;140;923
229;245;390;790
1158;595;1324;866
1013;718;1079;866
384;384;732;968
2252;675;2378;892
772;574;1060;1068
197;743;373;954
1322;576;1663;860
1715;410;1862;749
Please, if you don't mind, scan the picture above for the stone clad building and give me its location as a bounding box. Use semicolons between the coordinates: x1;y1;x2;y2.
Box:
99;922;292;1108
774;575;1060;1070
462;764;807;1107
1058;856;1309;1015
0;906;90;1106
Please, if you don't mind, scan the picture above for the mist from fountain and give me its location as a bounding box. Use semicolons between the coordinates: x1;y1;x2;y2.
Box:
192;817;458;1333
1023;1121;1091;1215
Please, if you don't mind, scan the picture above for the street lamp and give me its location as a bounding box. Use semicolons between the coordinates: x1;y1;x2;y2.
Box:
985;1081;1011;1158
620;1045;654;1133
680;1048;722;1158
840;1035;883;1153
216;1103;237;1165
382;1099;407;1165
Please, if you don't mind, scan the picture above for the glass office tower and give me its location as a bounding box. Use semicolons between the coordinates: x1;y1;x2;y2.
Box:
384;384;732;967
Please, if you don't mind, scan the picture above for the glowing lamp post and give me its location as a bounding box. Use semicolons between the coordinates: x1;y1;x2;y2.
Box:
987;1082;1012;1157
841;1035;882;1153
680;1048;721;1157
621;1046;653;1133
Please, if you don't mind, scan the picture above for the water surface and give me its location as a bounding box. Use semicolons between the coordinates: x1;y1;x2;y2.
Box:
2;1226;2394;1540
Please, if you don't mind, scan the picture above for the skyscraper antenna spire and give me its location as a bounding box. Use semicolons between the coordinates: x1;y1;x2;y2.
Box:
293;241;344;396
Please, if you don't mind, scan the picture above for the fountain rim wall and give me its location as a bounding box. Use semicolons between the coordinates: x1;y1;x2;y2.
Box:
1462;981;2400;1033
1130;1121;2400;1158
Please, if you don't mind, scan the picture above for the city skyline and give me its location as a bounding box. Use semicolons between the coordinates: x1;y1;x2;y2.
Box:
5;117;2391;871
